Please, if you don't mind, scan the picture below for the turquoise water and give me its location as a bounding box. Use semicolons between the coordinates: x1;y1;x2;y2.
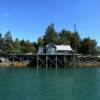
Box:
0;67;100;100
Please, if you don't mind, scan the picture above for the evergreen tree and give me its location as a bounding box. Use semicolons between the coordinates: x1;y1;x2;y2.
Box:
14;38;21;53
3;31;14;53
20;40;36;53
0;33;3;51
59;29;72;45
37;37;44;47
79;37;97;55
43;23;57;45
71;32;81;53
25;40;36;53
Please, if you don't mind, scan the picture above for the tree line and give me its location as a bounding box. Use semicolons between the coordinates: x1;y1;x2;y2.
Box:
0;31;36;54
0;24;97;55
38;24;97;55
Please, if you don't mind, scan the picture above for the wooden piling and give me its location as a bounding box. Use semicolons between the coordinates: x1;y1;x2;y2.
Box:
64;55;66;68
46;54;48;69
56;55;57;69
37;54;39;69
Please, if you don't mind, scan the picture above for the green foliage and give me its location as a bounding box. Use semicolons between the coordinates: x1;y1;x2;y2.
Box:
13;38;21;53
3;31;14;53
79;37;97;55
0;33;3;50
71;32;81;53
59;29;72;45
0;32;36;54
20;40;36;53
38;37;44;47
43;23;57;45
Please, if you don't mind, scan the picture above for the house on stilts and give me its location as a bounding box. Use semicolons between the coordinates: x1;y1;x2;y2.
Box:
36;43;76;68
38;43;74;55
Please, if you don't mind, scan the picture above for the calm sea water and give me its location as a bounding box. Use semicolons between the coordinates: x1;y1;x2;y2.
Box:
0;67;100;100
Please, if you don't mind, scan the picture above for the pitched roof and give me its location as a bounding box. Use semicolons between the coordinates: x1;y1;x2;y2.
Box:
46;43;56;48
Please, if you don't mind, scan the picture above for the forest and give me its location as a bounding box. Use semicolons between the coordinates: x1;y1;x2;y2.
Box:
0;24;97;55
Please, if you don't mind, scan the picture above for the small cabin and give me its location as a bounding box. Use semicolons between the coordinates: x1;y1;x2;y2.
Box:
38;43;73;55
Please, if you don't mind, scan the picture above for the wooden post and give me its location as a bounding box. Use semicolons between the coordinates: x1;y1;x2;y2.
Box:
56;54;57;69
37;54;39;69
64;55;66;68
27;57;29;64
13;57;14;62
82;55;84;64
72;53;74;67
77;56;79;68
46;54;48;69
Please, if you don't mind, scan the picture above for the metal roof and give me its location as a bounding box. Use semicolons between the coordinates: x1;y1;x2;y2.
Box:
45;43;73;51
55;45;73;51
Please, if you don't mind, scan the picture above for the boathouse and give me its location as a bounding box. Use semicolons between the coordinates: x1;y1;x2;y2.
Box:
38;43;73;54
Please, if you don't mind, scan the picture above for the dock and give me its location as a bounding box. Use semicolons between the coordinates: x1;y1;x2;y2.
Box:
0;53;81;68
0;53;99;68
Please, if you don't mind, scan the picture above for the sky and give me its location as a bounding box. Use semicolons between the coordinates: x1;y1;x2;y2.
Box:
0;0;100;45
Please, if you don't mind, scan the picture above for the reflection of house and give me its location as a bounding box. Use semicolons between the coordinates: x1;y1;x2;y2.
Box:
38;43;73;54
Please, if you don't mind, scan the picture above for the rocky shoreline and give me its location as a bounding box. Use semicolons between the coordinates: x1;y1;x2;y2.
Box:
79;62;100;67
0;61;29;68
0;61;100;68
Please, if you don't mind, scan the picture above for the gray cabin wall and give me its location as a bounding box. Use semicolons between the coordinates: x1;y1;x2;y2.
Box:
37;47;44;54
46;45;56;54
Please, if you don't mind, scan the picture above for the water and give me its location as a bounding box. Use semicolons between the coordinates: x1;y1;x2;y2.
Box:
0;67;100;100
